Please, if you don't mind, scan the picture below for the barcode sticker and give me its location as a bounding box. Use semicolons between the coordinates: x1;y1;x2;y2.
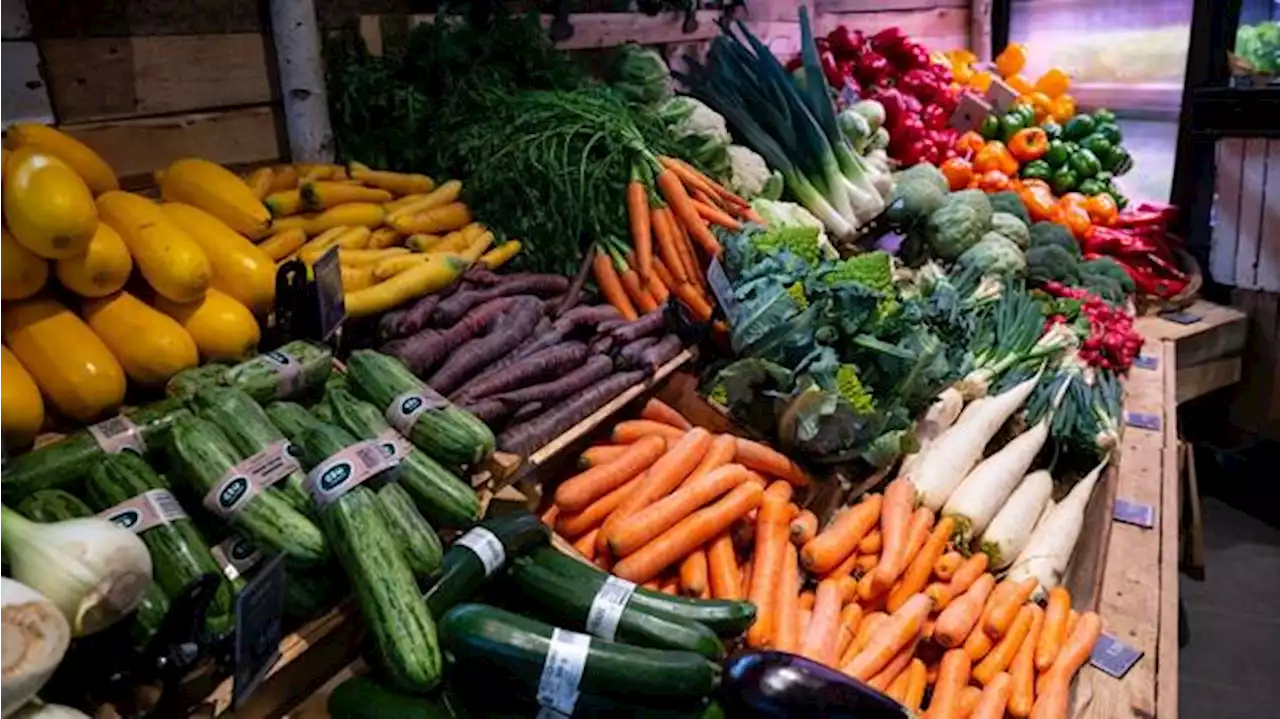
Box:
585;575;636;641
304;440;397;506
204;441;306;518
241;439;304;489
100;489;188;535
455;526;505;577
384;389;447;436
260;349;304;399
376;428;413;461
536;628;590;718
88;414;147;455
213;533;263;582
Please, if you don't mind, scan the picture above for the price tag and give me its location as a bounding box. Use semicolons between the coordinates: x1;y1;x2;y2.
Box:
233;553;286;707
1158;310;1201;325
985;77;1020;112
1125;412;1161;431
213;532;264;583
1132;354;1159;370
1113;498;1156;528
1090;633;1144;679
706;257;738;320
304;440;399;506
536;628;590;718
949;92;993;132
99;489;188;535
314;245;345;342
87;414;147;455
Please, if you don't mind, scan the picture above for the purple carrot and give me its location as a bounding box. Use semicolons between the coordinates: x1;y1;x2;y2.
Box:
617;336;659;369
596;318;628;335
588;334;615;355
639;334;683;374
452;341;588;402
491;355;615;407
433;275;569;326
497;370;645;455
509;402;544;425
610;310;667;344
379;295;523;375
462;266;505;286
554;246;596;318
426;298;543;395
458;398;512;425
552;304;621;334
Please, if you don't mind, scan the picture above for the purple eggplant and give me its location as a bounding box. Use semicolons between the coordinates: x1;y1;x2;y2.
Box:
718;651;914;719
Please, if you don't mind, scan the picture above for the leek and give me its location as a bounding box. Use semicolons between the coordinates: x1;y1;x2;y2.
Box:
1;578;70;718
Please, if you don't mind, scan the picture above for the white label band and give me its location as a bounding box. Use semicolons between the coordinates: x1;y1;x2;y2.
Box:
383;389;446;436
260;350;304;399
99;489;187;535
304;440;398;506
536;628;590;717
585;575;636;642
455;527;505;577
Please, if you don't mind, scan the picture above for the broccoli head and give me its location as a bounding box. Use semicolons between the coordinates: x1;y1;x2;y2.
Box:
821;251;894;292
1080;256;1136;294
988;191;1031;226
1028;221;1081;258
1026;243;1081;285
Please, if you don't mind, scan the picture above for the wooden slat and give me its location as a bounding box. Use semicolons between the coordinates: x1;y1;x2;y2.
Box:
1257;139;1280;292
1133;299;1248;368
2;41;55;126
1211;139;1244;286
751;8;970;59
62;106;284;181
817;0;969;11
1236;137;1269;288
1175;357;1242;404
40;34;274;123
970;0;993;62
1229;288;1280;439
1156;340;1180;719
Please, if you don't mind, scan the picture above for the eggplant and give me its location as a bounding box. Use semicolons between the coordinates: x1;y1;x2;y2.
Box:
718;651;914;719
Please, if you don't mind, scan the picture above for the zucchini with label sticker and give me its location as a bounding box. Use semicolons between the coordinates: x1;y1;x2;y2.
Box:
529;547;756;636
346;350;494;467
191;386;311;514
84;451;237;636
224;339;332;403
317;387;480;526
165;363;228;400
423;511;548;616
441;604;719;709
507;557;724;659
166;415;328;566
2;398;191;501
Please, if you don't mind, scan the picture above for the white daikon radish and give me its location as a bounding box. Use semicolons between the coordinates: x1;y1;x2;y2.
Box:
942;416;1052;543
907;375;1040;512
978;470;1054;569
1034;499;1056;532
1006;457;1110;601
1;578;71;718
898;387;966;478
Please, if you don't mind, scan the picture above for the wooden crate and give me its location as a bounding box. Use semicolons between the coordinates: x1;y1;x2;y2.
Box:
1210;138;1280;292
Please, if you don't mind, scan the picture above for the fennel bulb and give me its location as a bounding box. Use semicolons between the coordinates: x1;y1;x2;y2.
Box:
1;578;71;717
9;704;89;719
0;506;152;637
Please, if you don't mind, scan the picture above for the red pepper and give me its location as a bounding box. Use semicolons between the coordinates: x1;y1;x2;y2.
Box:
921;103;950;129
820;50;845;89
855;52;893;86
898;68;942;102
870;27;908;54
827;26;863;59
1110;209;1167;229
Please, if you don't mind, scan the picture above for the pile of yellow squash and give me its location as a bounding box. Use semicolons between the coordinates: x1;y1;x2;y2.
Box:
0;123;519;445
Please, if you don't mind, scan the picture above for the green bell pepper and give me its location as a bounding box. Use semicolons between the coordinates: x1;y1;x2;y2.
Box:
1105;147;1133;175
1079;135;1113;159
1021;159;1054;181
1078;178;1107;196
979;114;1001;140
1044;140;1070;167
1093;108;1117;125
1000;112;1029;142
1095;170;1114;184
1040;121;1062;140
1051;165;1080;195
1062;115;1096;141
1093;124;1123;145
1069;148;1102;178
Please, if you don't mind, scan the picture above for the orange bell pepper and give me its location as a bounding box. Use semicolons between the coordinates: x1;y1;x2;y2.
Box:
955;131;987;159
995;43;1027;78
953;62;974;84
977;170;1012;193
1059;192;1088;210
1060;203;1093;240
973;141;1019;176
1007;128;1048;163
1006;74;1035;95
1026;92;1054;122
940;158;975;191
1035;68;1071;98
970;71;994;92
1018;182;1059;223
1050;94;1077;122
1084;193;1119;226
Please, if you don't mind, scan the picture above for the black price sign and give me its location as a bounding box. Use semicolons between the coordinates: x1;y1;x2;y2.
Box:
233;553;286;707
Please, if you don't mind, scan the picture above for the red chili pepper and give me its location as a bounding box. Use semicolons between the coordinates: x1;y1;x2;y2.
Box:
1111;210;1167;229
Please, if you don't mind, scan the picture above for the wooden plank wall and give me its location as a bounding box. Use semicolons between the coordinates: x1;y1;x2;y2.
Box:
751;0;971;59
1210;137;1280;292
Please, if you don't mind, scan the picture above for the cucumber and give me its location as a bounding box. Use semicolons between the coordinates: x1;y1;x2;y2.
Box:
165;416;328;566
2;399;191;501
84;451;237;636
423;512;548;616
318;387;480;527
293;424;442;692
263;400;324;440
528;547;756;636
345;350;495;468
191;386;311;513
328;676;466;719
165;363;229;400
440;604;719;709
224;340;332;403
287;417;443;580
506;558;724;660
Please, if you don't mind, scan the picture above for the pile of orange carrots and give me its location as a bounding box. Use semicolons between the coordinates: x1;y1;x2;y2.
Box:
591;156;761;324
541;398;1103;719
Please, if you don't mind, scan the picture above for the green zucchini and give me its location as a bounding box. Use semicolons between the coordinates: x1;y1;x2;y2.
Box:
328;676;466;719
293;423;442;692
423;512;548;616
528;547;756;636
318;387;479;527
440;604;719;709
84;451;237;636
165;362;229;400
191;386;311;513
506;558;724;660
287;417;443;579
165;415;328;566
2;399;191;501
345;350;494;468
224;340;332;403
263;400;324;441
283;564;347;621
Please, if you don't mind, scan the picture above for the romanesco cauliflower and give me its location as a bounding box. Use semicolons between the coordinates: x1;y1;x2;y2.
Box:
836;365;875;414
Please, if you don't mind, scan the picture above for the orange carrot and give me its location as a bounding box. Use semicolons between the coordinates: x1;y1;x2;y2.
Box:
681;434;737;488
555;472;645;538
934;551;964;581
603;428;712;532
679;549;709;597
572;528;600;561
772;544;803;653
640;398;692;430
1035;587;1072;672
974;604;1035;685
972;672;1014;719
870;479;916;596
660;573;680;595
619;263;658;313
694;199;744;230
1031;613;1102;719
921;618;935;641
823;547;862;581
855;554;880;574
670;202;707;279
1065;609;1080;641
934;574;996;648
843;611;887;664
579;444;632;469
964;619;995;662
798;608;812;638
745;481;795;648
671;282;714;321
593;249;638;321
858;528;882;555
540;504;560;527
734;437;811;486
627;179;653;281
1008;604;1045;718
903;659;927;712
611;419;686;444
612;481;763;584
706;533;740;599
862;506;932;602
797;591;816;610
843;593;932;680
927;649;973;719
934;553;990;610
740;555;753;597
801;495;882;574
958;685;985;719
789;509;818;546
642;579;661;591
886;666;911;703
868;635;919;691
799;578;844;663
836;603;864;659
888;516;955;612
984;577;1039;639
645;269;670;304
837;576;859;603
555;435;667;513
660;156;749;209
651;210;688;284
608;464;756;556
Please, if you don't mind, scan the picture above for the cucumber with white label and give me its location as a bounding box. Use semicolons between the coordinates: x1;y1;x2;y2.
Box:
423;512;548;616
224;339;332;403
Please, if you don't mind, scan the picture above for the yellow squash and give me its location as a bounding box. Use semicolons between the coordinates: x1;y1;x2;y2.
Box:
1;345;45;443
367;227;402;249
159;157;272;238
269;203;385;235
3;147;99;258
389;201;471;235
154;288;261;361
264;189;304;218
2;298;126;421
4;123;118;195
245;167;274;200
161;202;276;313
349;164;434;195
479;239;522;269
258;227;307;261
55;222;132;297
386;180;462;222
344;253;467;318
300;181;392;211
1;228;49;299
96;191;211;302
83;291;198;387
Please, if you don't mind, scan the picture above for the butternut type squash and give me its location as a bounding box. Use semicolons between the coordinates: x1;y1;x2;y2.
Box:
96;191;211;302
160;202;275;312
154;289;260;361
3;148;98;258
83;291;199;387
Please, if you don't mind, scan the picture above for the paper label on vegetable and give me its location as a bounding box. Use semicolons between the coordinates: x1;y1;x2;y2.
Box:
260;349;304;399
455;526;504;577
213;533;263;582
205;440;307;518
88;414;147;455
100;489;187;535
376;428;413;461
240;439;304;489
303;440;398;506
585;575;636;641
536;628;590;718
384;389;447;435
